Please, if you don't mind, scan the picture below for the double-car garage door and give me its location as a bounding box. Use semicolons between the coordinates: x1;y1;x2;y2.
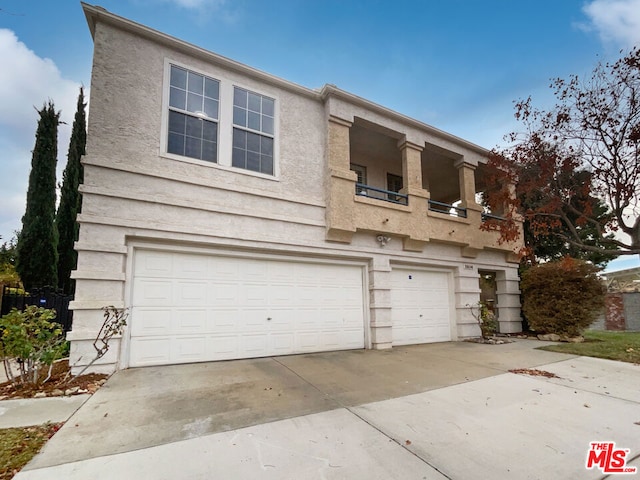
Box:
129;250;365;367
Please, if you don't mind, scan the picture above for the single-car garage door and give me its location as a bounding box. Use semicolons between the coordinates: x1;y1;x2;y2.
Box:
129;250;365;367
391;267;452;345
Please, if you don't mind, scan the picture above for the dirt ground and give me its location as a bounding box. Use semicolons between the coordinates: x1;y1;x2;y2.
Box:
0;360;108;400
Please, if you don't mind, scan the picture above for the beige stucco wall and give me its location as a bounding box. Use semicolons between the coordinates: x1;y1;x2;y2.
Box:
71;8;522;374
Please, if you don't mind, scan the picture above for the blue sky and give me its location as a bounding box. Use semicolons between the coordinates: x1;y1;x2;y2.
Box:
1;0;639;271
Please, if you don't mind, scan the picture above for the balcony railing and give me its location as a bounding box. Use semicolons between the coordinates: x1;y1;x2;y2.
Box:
355;183;408;206
428;200;467;218
481;212;507;222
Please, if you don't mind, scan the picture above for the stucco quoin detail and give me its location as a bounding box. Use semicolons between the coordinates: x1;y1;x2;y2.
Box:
72;3;523;374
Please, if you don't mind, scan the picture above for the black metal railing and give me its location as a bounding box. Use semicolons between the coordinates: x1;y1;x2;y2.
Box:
1;285;73;332
355;183;408;206
428;200;467;218
481;212;507;222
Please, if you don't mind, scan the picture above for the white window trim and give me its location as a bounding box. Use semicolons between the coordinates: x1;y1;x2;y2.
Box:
160;58;280;180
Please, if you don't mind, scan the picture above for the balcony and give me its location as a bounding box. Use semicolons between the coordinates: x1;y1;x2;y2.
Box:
428;200;467;218
326;115;521;257
355;183;408;206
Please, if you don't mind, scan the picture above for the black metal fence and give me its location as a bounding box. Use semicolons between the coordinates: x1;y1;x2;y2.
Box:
0;285;73;332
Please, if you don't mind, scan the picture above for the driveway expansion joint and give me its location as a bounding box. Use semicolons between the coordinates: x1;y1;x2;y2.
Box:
345;405;454;480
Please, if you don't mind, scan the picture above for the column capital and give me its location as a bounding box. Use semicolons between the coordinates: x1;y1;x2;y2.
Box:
453;158;477;170
397;139;424;152
328;115;353;128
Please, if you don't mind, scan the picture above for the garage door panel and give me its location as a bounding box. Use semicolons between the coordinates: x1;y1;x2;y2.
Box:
241;334;269;356
269;285;297;306
270;333;295;354
130;308;171;336
339;310;365;328
175;281;208;305
267;310;295;329
130;337;171;366
241;261;268;282
133;279;173;306
243;285;270;306
175;309;206;333
296;309;320;327
209;257;240;281
210;310;239;329
208;335;239;357
174;256;208;278
129;250;365;367
242;310;271;330
136;253;173;277
174;336;206;363
212;284;239;306
296;332;320;350
343;329;367;347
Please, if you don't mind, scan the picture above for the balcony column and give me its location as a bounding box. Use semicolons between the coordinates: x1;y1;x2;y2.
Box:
399;140;425;194
398;140;430;251
453;159;480;210
326;115;356;243
455;159;484;257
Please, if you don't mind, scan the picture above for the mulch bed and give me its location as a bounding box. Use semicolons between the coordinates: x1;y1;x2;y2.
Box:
0;359;108;400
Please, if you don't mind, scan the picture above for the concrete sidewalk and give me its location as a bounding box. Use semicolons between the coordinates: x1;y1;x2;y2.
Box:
0;395;90;428
0;359;91;428
13;340;640;479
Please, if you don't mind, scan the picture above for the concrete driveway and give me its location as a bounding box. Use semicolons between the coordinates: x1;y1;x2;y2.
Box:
16;340;640;479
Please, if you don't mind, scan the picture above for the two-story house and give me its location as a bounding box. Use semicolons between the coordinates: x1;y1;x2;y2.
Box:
71;3;523;374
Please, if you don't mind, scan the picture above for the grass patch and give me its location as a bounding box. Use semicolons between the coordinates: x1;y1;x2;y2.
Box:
538;331;640;363
0;423;61;479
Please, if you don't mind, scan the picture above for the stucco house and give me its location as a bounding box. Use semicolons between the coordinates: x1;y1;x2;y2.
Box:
71;3;523;374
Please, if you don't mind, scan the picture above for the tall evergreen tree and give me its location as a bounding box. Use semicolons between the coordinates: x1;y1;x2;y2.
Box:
56;88;86;294
16;102;60;290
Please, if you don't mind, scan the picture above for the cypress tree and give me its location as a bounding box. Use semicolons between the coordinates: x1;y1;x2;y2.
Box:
16;102;60;290
56;88;87;294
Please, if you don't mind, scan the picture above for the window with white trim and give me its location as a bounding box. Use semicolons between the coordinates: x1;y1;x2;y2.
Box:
167;65;219;162
232;87;275;175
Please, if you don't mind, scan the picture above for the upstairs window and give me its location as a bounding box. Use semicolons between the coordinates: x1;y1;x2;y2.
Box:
167;65;219;162
232;87;275;175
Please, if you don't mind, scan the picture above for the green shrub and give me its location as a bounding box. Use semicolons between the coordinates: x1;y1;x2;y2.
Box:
478;303;498;338
521;257;605;337
0;306;66;385
0;262;20;286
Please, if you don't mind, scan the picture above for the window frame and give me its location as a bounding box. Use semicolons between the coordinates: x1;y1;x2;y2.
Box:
165;63;220;164
160;59;280;181
231;86;276;176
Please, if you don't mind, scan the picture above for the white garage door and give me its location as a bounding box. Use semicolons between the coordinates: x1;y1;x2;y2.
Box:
391;267;452;345
129;250;365;367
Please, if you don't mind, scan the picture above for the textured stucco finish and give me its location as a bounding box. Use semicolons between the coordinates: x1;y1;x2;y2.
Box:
72;5;523;373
